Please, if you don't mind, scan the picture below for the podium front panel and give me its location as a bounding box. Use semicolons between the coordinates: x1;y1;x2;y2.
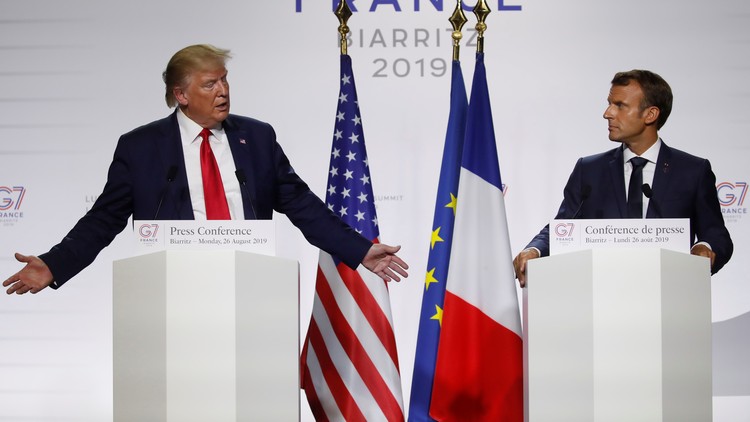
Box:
524;248;712;422
113;250;300;422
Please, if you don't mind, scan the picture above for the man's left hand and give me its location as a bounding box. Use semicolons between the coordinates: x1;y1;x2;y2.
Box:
690;243;716;269
362;244;409;282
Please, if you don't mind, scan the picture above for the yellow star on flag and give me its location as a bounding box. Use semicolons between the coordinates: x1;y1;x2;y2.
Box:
431;304;443;326
445;192;457;216
430;227;444;249
425;267;439;291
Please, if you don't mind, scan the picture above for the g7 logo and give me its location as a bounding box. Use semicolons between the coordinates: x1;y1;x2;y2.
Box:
0;186;26;211
554;222;575;237
138;224;160;238
716;182;747;206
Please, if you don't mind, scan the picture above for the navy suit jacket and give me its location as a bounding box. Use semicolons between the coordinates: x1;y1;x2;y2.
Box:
41;112;372;287
526;142;733;273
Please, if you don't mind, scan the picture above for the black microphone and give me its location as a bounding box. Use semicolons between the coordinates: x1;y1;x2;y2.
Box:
235;169;258;219
641;183;662;218
154;166;178;219
571;184;592;219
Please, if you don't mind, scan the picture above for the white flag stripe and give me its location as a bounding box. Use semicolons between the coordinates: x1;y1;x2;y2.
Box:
311;290;387;421
448;168;522;336
318;252;404;395
359;266;396;317
304;346;345;421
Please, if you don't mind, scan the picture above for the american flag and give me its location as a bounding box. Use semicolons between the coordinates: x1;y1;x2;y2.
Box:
301;54;405;421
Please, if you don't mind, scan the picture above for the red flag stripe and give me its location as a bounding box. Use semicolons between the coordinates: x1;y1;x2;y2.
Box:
431;291;524;421
305;319;364;421
312;264;404;421
317;253;402;388
331;262;400;367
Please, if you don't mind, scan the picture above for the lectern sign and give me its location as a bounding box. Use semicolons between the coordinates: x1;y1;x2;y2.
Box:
550;218;690;255
132;220;276;256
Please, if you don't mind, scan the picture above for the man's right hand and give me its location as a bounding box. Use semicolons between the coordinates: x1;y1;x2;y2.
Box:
3;253;54;295
512;248;540;288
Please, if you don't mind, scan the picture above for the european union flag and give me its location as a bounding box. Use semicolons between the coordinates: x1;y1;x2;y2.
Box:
408;59;468;421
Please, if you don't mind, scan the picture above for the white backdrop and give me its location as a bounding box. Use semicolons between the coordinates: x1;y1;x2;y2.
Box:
1;1;748;420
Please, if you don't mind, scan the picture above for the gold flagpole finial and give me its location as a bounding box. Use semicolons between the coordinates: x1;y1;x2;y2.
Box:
449;0;468;61
335;0;353;55
473;0;491;53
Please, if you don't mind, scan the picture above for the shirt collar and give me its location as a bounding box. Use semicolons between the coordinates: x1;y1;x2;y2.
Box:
176;108;225;145
623;137;662;164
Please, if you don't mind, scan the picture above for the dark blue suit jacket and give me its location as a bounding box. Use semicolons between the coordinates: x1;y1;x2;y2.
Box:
41;112;372;287
526;142;733;273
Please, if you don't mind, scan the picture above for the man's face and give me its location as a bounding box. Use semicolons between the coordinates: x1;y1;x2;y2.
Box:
175;66;230;129
603;82;654;146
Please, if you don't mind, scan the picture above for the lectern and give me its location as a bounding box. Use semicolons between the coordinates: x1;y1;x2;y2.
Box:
523;248;712;422
112;250;299;421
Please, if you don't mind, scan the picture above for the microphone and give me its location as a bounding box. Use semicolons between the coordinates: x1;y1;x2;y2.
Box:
641;183;662;218
154;166;178;219
571;184;592;219
235;169;258;219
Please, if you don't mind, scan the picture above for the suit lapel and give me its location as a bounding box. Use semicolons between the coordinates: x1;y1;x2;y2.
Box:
156;112;194;219
223;116;257;220
648;141;673;218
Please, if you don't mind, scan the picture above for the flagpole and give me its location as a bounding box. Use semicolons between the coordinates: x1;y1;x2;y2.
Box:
335;0;353;55
473;0;491;53
449;0;468;61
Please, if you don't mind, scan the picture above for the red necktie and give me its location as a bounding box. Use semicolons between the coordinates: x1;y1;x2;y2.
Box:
199;128;231;220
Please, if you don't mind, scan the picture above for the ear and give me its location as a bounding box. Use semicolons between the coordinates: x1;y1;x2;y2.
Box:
643;106;660;126
173;86;188;107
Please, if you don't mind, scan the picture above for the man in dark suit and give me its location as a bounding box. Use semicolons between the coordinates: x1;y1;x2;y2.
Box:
513;69;732;287
3;44;409;294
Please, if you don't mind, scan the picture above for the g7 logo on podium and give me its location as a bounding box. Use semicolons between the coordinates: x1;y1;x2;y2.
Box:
0;186;26;211
717;182;748;206
138;224;160;239
554;222;575;237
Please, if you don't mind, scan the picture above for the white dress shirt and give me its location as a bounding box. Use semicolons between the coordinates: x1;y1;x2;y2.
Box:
176;108;244;220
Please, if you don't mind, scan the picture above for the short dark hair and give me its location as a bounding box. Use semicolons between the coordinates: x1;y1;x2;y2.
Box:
611;70;672;130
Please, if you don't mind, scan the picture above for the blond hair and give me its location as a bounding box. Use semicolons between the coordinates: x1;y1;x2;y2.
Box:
162;44;232;107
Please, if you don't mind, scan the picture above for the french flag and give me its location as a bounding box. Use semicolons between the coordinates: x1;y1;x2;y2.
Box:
429;52;523;421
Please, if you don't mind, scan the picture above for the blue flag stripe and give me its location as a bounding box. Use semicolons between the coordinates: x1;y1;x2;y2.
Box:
461;53;503;189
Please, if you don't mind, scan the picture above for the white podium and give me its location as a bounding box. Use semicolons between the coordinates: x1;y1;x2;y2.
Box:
523;248;712;422
112;250;300;421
